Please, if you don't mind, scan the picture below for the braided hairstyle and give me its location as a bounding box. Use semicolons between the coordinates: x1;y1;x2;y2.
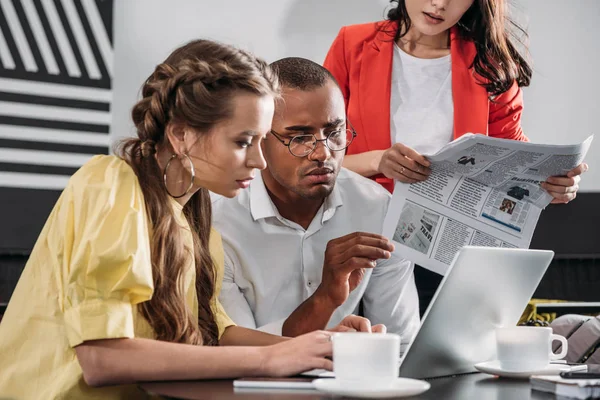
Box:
116;40;278;346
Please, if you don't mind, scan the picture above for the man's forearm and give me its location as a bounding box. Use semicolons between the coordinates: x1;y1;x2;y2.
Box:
282;290;338;337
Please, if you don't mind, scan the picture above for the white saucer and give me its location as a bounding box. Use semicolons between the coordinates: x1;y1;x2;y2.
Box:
313;378;430;398
474;360;572;379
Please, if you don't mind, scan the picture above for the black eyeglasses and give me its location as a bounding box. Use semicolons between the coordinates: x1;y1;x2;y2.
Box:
269;122;357;158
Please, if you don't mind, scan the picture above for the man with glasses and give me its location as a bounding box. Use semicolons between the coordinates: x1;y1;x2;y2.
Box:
213;57;419;349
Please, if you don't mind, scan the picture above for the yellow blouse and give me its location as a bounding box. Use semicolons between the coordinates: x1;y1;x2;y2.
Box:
0;155;234;400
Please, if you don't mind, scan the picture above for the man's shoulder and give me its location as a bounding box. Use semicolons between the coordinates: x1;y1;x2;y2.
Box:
336;168;391;205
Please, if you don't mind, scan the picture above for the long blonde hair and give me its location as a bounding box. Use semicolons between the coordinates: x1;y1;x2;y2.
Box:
117;40;278;345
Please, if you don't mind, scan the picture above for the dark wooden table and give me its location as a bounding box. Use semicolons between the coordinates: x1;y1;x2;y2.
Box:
141;373;558;399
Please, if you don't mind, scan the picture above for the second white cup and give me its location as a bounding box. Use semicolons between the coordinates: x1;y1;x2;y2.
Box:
495;326;568;371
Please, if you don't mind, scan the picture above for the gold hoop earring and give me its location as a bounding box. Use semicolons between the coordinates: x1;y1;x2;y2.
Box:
163;153;195;198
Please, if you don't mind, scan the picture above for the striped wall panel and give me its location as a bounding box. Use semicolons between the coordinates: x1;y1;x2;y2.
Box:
0;0;113;251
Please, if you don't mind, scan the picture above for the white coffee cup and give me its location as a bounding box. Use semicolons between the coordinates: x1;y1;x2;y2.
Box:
332;332;400;383
495;326;568;371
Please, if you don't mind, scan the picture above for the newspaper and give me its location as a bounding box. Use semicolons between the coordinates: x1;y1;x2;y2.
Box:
382;133;594;275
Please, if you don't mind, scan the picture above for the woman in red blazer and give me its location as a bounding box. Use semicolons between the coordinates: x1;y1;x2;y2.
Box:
324;0;587;200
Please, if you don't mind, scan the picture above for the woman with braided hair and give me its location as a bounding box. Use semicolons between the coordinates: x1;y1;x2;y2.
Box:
0;40;335;399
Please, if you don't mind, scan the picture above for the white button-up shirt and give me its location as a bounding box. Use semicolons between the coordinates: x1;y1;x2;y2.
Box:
213;168;420;350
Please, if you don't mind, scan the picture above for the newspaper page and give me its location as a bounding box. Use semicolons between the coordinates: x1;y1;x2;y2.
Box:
382;134;594;275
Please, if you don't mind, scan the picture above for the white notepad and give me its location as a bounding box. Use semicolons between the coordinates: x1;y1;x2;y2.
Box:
530;375;600;399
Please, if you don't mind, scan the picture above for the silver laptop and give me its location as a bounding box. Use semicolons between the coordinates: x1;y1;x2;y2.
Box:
398;246;554;379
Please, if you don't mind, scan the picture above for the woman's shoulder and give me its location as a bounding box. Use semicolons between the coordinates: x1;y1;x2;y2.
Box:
70;155;136;187
337;20;393;43
67;155;142;204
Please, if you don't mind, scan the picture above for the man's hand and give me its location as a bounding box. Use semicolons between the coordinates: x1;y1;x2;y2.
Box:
542;163;588;204
282;233;393;337
315;232;394;308
328;315;387;333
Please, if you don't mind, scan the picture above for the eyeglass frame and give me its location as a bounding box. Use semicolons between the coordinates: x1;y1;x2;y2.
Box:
268;121;357;158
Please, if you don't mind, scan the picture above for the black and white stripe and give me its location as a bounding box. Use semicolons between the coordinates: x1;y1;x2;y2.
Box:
0;0;113;191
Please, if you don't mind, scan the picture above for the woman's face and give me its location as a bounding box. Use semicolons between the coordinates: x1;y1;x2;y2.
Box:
176;93;274;198
405;0;474;37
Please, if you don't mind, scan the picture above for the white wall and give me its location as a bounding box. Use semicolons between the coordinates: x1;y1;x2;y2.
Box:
520;0;599;191
111;0;599;191
111;0;388;140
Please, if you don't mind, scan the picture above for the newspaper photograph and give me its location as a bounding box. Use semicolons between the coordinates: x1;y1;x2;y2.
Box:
383;133;594;275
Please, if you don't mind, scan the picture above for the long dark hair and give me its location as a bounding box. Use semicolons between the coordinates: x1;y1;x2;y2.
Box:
116;40;278;346
386;0;532;96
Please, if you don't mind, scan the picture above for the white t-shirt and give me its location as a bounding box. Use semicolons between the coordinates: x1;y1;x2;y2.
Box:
390;44;454;155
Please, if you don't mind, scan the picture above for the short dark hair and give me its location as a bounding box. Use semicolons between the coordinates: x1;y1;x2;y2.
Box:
270;57;339;90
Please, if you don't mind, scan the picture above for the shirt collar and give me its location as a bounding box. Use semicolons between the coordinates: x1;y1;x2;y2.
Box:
249;172;280;221
322;179;343;223
249;172;344;223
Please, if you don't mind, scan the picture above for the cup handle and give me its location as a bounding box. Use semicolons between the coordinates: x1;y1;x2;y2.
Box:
549;334;568;360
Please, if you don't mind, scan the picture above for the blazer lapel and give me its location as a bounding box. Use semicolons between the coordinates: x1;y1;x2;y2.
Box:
358;25;395;151
450;27;489;139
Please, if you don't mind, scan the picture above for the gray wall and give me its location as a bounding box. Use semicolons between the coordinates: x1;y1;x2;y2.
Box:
111;0;599;190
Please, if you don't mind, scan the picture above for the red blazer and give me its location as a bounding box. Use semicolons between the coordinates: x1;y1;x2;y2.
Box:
324;21;528;192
